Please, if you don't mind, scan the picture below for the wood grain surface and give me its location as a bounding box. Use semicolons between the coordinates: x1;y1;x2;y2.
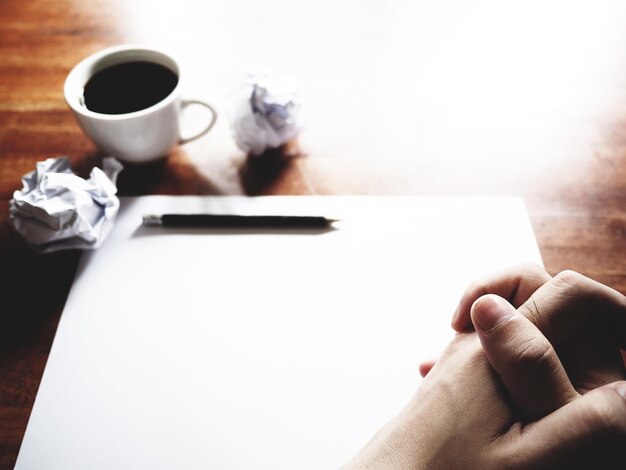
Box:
1;0;625;468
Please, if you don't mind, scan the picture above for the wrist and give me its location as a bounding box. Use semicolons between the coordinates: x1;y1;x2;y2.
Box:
342;401;440;469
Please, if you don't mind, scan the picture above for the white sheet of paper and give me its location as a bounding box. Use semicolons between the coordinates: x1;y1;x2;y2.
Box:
16;196;542;470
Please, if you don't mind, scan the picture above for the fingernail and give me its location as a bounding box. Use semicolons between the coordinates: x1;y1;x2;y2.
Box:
616;382;626;401
472;295;515;332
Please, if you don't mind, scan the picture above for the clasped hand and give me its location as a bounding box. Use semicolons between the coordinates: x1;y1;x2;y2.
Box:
345;265;626;469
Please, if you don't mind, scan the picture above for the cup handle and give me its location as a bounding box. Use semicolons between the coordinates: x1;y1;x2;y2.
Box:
178;99;218;144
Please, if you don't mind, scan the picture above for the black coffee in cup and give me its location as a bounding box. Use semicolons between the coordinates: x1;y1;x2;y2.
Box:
83;61;178;114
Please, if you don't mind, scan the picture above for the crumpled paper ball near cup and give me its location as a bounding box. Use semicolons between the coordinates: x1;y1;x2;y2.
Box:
228;73;304;157
9;157;123;253
64;45;217;163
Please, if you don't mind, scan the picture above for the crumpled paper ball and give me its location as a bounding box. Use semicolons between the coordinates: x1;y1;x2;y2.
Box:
228;73;304;156
9;157;123;253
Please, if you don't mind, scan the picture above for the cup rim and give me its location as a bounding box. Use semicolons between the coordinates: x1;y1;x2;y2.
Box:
64;44;181;121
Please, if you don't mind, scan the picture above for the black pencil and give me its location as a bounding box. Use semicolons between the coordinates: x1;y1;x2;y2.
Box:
142;214;338;229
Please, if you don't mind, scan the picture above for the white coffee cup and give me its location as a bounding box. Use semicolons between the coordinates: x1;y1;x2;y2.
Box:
64;45;217;163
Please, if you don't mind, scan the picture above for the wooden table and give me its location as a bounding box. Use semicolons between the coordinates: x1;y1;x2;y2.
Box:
1;0;625;467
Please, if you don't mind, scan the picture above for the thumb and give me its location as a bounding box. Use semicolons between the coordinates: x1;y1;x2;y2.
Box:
471;294;578;421
509;382;626;468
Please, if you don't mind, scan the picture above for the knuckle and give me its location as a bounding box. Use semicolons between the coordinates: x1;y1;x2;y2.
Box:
551;270;626;315
584;395;626;436
519;262;550;279
465;278;487;298
553;270;588;292
509;336;554;371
